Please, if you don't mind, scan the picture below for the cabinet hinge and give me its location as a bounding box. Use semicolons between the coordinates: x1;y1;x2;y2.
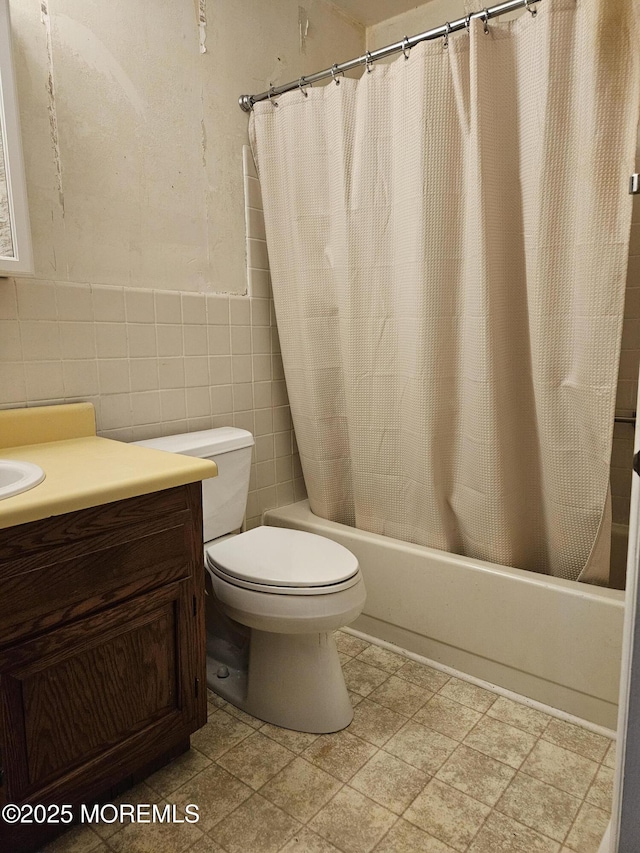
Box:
193;595;197;616
195;677;200;698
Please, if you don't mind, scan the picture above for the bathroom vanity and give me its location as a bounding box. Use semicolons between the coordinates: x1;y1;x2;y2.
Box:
0;404;217;852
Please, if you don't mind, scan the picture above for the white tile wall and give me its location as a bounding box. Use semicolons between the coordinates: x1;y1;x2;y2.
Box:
0;268;306;529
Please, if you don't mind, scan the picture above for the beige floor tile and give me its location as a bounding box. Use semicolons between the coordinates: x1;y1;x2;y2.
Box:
436;744;515;807
335;631;370;657
339;651;352;664
260;756;342;822
261;722;320;753
404;778;491;852
384;720;458;775
495;771;581;841
467;811;561;852
395;660;450;693
107;806;203;853
210;793;300;853
216;731;295;790
368;675;433;716
414;695;482;741
348;698;407;747
373;819;457;852
486;696;551;736
39;825;104;852
350;750;429;814
438;678;497;713
279;827;343;852
521;739;599;799
602;740;617;769
309;787;397;853
91;782;161;840
303;729;378;782
464;716;537;769
542;719;611;763
585;764;614;812
171;764;252;833
355;644;407;673
207;688;226;709
343;659;390;697
220;701;265;729
564;802;610;853
145;748;211;798
349;690;365;707
190;708;254;760
189;838;225;852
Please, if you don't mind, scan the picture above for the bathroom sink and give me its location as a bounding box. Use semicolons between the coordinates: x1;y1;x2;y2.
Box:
0;459;45;499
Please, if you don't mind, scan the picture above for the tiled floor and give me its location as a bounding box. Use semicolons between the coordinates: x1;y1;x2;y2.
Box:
43;632;614;853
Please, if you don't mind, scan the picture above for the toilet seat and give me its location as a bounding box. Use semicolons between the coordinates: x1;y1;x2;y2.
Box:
205;525;360;596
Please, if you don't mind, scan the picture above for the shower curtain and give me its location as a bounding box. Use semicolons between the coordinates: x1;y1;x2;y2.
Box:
250;0;640;582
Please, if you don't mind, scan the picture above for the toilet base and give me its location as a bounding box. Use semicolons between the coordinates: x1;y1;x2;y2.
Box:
207;629;353;733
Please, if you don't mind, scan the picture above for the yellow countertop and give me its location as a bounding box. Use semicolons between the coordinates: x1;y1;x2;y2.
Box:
0;403;217;530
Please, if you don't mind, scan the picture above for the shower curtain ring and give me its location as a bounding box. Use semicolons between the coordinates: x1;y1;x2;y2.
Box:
330;64;344;85
464;14;472;31
298;76;309;97
443;22;451;49
524;0;538;16
482;8;490;34
402;36;411;60
365;51;374;73
267;86;279;107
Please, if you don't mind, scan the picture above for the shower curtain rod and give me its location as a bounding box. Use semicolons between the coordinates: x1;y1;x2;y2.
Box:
238;0;541;112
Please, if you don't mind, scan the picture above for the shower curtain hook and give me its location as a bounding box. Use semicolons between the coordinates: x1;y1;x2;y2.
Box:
524;0;538;16
402;36;411;60
267;86;279;107
482;8;490;34
443;22;451;49
365;51;374;73
298;76;309;97
330;64;344;85
464;14;472;31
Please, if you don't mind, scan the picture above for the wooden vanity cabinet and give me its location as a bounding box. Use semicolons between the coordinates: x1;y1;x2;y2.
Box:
0;482;207;852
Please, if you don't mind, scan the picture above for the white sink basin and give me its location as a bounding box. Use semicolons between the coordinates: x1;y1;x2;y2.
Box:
0;459;45;500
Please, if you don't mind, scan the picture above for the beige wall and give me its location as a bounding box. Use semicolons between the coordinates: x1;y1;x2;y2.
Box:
366;0;523;50
1;0;364;529
10;0;363;293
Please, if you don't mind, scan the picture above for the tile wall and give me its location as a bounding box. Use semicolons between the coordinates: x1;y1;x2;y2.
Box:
0;268;306;530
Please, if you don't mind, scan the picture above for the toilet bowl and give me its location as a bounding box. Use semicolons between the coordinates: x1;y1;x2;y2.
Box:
133;427;365;733
207;526;365;732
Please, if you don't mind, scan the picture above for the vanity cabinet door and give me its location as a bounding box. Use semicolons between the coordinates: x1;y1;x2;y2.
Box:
0;577;205;804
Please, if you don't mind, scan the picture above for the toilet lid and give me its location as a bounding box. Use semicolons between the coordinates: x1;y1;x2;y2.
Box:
205;526;359;588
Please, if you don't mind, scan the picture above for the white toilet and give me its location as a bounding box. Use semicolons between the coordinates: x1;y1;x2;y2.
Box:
133;427;366;733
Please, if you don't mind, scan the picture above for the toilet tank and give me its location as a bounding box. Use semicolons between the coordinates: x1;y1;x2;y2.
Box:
132;428;254;542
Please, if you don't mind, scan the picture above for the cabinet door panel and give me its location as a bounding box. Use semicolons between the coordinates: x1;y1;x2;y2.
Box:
1;580;197;799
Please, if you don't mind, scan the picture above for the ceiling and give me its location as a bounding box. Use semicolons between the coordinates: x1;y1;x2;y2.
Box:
331;0;428;27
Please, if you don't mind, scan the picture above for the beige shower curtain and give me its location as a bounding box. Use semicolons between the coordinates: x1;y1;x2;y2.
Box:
250;0;640;582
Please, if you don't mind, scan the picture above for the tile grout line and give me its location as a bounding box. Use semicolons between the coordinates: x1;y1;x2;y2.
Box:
343;626;617;740
340;633;612;850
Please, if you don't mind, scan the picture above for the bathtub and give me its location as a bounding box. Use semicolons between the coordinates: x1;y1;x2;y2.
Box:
264;500;625;729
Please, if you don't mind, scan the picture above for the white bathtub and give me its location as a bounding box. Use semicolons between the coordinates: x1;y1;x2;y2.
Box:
265;500;625;729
